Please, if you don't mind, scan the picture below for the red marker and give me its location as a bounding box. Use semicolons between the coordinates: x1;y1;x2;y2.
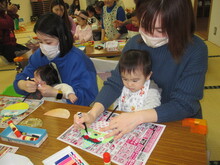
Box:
7;120;22;138
22;135;38;141
103;152;111;165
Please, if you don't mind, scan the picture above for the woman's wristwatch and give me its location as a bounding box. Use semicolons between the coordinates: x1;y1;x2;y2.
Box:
56;90;63;99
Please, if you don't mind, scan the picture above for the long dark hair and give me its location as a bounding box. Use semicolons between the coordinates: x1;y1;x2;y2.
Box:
70;0;80;14
136;0;195;62
34;13;73;57
86;5;99;20
50;0;71;31
119;49;152;77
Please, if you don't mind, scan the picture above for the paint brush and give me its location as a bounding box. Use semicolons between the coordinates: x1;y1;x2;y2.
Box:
77;112;88;134
22;77;34;102
106;105;118;121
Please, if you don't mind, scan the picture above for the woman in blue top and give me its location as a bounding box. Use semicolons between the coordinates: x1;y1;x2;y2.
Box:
13;13;98;106
74;0;208;139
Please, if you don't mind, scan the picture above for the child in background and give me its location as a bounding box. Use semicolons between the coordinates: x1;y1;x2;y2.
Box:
94;1;104;22
86;5;101;41
101;0;127;40
69;0;80;16
115;49;161;112
114;10;139;39
86;5;99;26
34;64;77;103
74;10;93;43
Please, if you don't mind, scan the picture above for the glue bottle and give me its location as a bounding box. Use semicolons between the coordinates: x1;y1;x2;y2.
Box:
103;152;111;165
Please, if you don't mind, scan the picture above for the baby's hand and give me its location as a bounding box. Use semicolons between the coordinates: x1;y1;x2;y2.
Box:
38;84;56;97
68;93;78;104
73;112;95;130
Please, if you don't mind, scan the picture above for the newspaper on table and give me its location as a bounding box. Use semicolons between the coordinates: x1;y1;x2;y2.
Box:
0;143;19;158
0;96;43;128
58;111;166;165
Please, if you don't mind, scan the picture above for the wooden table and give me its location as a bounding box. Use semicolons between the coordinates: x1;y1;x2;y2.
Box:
0;101;207;165
85;41;123;57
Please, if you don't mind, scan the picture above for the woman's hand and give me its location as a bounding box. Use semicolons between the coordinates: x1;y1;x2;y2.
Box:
101;109;158;140
18;80;37;93
113;20;123;28
37;84;57;97
101;112;141;140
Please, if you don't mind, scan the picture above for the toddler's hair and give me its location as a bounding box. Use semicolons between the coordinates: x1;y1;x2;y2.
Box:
119;49;151;77
35;64;60;86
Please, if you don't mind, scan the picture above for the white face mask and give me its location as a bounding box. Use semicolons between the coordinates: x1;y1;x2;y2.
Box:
139;28;168;48
40;43;60;60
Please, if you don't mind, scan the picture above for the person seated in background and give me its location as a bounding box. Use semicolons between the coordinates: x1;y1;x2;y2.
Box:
74;10;93;43
86;5;101;41
114;10;139;39
86;5;99;26
69;0;80;16
34;64;77;103
101;0;127;41
14;13;98;106
50;0;76;36
94;0;104;22
0;0;29;63
7;3;19;20
26;0;77;52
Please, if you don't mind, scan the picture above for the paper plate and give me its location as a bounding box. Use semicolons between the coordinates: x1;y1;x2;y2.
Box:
1;102;29;117
44;108;70;119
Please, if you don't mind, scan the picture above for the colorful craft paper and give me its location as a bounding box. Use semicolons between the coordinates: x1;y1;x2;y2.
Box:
1;103;29;117
81;128;113;148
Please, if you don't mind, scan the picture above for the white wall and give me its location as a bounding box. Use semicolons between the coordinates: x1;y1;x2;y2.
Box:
208;0;220;46
191;0;195;7
11;0;32;24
